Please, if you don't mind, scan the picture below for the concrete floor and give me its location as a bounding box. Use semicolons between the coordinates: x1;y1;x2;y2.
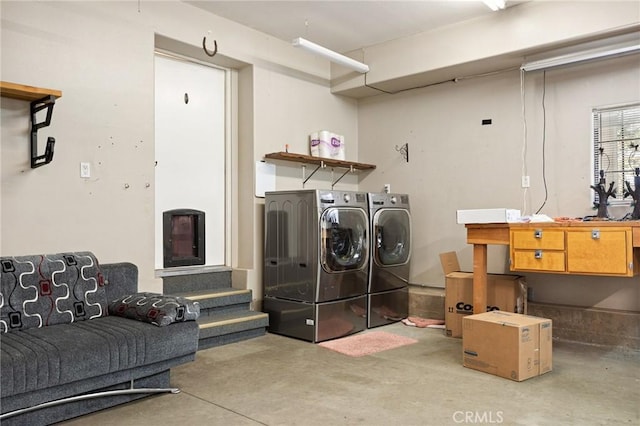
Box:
61;322;639;425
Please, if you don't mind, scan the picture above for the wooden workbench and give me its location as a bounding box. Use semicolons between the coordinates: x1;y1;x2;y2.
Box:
465;221;640;314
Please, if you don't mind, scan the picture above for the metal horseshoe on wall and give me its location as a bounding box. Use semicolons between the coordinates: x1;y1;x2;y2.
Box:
202;36;217;57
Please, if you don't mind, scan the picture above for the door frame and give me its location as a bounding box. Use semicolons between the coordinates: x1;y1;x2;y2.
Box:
154;49;233;269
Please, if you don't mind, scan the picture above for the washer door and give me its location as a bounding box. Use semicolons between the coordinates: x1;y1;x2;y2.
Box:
320;207;368;273
373;209;411;267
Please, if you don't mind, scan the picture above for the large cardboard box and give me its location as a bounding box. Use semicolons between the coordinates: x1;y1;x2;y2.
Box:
441;252;527;338
462;311;553;381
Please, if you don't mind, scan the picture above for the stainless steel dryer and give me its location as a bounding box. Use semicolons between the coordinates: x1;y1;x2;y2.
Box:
263;189;369;342
367;192;411;328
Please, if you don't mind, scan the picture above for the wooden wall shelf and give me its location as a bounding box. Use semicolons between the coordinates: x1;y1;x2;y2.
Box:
264;152;376;188
0;81;62;102
1;81;62;168
264;152;376;170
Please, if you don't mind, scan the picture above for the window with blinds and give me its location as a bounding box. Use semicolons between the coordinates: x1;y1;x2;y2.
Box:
592;103;640;205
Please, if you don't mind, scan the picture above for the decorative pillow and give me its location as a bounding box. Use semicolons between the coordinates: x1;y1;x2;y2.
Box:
0;252;107;333
108;292;200;326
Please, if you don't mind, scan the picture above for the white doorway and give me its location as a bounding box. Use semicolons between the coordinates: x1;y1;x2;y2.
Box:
154;53;227;269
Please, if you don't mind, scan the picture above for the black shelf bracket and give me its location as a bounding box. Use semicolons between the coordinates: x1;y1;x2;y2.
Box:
331;165;354;189
30;95;56;168
302;161;325;187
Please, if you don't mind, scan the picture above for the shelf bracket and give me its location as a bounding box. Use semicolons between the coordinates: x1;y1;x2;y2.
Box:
302;161;324;187
30;95;56;168
331;165;354;189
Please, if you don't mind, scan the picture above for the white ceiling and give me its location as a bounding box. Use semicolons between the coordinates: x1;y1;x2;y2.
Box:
187;1;517;54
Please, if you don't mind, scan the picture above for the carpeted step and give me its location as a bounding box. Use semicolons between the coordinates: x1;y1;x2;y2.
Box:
196;311;269;351
162;269;232;294
160;269;268;350
176;288;252;316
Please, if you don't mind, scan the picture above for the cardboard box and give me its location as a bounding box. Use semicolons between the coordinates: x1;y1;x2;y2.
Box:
462;311;552;381
456;208;521;224
440;252;527;338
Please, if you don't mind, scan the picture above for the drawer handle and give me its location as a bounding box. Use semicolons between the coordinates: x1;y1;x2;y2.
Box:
592;230;600;239
534;229;543;239
534;250;543;259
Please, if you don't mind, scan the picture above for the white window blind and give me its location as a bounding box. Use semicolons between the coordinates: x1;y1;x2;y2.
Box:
592;103;640;205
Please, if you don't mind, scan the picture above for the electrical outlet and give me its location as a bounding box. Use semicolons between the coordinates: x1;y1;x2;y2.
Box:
384;184;391;193
521;176;530;188
80;162;91;178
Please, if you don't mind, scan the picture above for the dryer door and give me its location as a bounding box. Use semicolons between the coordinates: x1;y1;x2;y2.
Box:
320;207;368;273
373;209;411;267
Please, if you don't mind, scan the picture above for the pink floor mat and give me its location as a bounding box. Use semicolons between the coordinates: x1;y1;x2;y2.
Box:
318;331;418;357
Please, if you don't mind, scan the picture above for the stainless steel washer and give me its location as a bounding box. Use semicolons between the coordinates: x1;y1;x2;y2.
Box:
263;189;369;342
367;192;411;328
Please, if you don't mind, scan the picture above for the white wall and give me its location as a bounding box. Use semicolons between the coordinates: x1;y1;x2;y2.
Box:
358;54;640;311
253;67;359;192
2;1;637;312
1;1;156;289
335;1;640;96
0;1;357;296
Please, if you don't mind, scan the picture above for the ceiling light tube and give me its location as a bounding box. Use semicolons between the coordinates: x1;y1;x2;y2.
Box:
292;37;370;73
521;44;640;72
482;0;505;11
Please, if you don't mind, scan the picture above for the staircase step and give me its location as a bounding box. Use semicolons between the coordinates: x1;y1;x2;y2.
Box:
160;268;268;350
196;311;269;351
408;285;445;320
177;288;252;314
162;269;232;294
198;311;269;333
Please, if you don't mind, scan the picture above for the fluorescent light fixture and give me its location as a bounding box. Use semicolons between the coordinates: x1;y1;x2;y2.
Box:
292;37;370;74
482;0;505;11
521;44;640;72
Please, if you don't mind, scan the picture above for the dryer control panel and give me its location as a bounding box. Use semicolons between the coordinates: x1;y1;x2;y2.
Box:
368;193;410;209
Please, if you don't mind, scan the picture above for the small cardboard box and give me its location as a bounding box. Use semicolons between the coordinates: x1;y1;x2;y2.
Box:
456;208;521;224
440;252;527;338
462;311;552;381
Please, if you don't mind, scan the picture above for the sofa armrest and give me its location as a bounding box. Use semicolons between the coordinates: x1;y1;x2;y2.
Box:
108;292;200;326
102;263;138;301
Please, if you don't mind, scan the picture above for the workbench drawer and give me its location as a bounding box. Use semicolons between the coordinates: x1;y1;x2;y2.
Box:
511;250;565;272
511;229;565;250
566;228;633;276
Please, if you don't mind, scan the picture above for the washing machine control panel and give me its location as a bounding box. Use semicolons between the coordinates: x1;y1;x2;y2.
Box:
319;191;367;207
390;196;397;204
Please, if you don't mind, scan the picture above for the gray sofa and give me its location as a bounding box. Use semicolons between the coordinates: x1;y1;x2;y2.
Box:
0;252;200;425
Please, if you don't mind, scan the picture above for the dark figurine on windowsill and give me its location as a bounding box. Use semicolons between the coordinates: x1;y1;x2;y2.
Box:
623;167;640;220
591;170;616;219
